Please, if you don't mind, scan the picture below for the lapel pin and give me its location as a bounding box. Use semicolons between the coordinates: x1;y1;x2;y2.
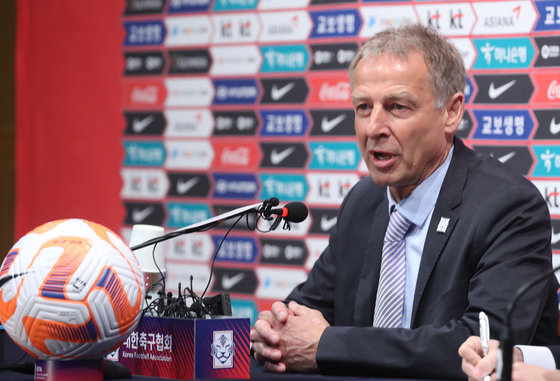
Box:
436;217;450;233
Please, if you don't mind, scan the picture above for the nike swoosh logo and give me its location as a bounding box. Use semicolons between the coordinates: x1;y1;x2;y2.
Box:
497;151;516;163
321;114;346;133
177;177;199;194
488;80;516;99
552;228;560;245
270;147;295;165
271;82;295;101
550;117;560;135
132;206;154;223
132;115;155;133
320;215;337;232
221;273;245;290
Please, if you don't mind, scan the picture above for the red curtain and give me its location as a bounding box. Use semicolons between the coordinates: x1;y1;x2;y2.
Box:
15;0;124;238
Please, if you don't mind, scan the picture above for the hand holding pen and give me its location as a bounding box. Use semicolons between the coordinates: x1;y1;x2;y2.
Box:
479;311;491;381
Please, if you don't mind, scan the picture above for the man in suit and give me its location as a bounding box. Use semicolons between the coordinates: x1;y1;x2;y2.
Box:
250;24;559;378
459;336;560;381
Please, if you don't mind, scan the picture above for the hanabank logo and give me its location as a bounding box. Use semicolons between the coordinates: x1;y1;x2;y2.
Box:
212;174;259;200
260;78;308;104
308;75;351;105
124;202;165;226
167;173;211;198
212;141;260;169
259;238;308;266
213;236;257;263
123;80;166;107
309;109;354;136
123;141;166;167
473;74;533;104
472;110;533;140
124;0;165;15
213;79;259;105
168;49;211;74
310;43;357;71
260;142;308;168
534;37;560;68
213;111;258;136
532;146;560;177
533;109;560;140
124;112;165;136
473;145;533;176
532;73;560;104
309;9;362;38
308;142;361;170
124;51;165;76
260;174;308;201
473;38;534;69
260;44;309;73
123;20;166;46
167;202;211;229
259;109;309;137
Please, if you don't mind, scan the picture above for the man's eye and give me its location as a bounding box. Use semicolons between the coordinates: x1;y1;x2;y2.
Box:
356;104;370;113
393;103;406;110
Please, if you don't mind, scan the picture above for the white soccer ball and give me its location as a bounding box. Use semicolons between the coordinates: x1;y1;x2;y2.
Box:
0;219;145;359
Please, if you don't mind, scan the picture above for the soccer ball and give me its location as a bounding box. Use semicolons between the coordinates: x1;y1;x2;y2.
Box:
0;219;145;360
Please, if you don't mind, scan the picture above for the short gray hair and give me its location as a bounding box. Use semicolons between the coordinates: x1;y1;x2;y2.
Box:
349;24;466;109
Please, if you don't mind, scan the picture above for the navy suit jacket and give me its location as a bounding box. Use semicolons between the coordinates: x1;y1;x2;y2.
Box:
286;138;559;379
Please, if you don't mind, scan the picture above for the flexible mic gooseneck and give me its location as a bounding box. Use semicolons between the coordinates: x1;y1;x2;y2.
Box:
499;263;560;381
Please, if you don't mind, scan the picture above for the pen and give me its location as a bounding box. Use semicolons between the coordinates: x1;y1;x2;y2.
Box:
479;311;491;381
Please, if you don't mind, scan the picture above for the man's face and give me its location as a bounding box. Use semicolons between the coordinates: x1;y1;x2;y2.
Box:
352;52;461;202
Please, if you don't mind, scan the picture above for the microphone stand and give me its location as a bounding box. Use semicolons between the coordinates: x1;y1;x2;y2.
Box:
500;264;560;381
129;200;275;251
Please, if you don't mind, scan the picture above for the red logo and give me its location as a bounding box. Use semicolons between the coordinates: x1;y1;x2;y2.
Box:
532;72;560;104
123;80;166;107
307;75;352;106
212;141;261;169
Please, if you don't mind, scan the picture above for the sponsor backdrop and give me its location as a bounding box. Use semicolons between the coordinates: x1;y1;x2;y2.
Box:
15;0;560;324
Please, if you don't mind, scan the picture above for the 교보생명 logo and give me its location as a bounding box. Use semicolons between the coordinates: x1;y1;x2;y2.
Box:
211;330;235;369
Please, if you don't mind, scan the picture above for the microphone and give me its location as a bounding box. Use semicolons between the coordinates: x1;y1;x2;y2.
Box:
267;202;308;223
499;263;560;381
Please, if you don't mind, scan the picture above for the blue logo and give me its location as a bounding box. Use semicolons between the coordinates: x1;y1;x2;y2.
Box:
167;203;211;228
310;9;362;38
260;110;309;137
213;79;259;105
213;235;258;263
123;21;166;46
213;0;257;11
533;146;560;177
308;142;361;170
123;141;166;166
230;299;258;325
464;76;473;104
260;45;309;73
168;0;211;12
213;173;259;199
534;1;560;31
472;110;533;140
473;38;535;69
259;174;308;201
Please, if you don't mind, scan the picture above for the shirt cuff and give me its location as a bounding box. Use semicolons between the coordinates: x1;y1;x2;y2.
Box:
515;345;556;370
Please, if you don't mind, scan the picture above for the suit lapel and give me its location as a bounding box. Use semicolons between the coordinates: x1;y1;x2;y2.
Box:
411;139;470;325
354;197;389;326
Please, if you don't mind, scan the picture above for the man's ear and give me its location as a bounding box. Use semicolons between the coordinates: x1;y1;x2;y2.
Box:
443;92;465;135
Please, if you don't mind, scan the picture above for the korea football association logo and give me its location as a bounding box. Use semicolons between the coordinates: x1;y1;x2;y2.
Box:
211;330;235;368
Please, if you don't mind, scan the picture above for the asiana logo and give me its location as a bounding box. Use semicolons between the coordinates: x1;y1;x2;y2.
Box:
211;330;235;369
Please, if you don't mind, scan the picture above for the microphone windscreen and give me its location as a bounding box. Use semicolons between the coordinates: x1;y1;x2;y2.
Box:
284;202;308;223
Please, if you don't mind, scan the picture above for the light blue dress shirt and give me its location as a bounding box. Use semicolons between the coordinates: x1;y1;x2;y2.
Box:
386;146;454;328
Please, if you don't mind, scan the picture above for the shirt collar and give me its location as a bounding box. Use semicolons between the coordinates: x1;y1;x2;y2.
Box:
387;145;454;227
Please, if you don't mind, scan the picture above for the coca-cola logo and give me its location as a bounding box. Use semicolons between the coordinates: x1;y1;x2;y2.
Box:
547;80;560;100
319;81;351;102
131;86;159;104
